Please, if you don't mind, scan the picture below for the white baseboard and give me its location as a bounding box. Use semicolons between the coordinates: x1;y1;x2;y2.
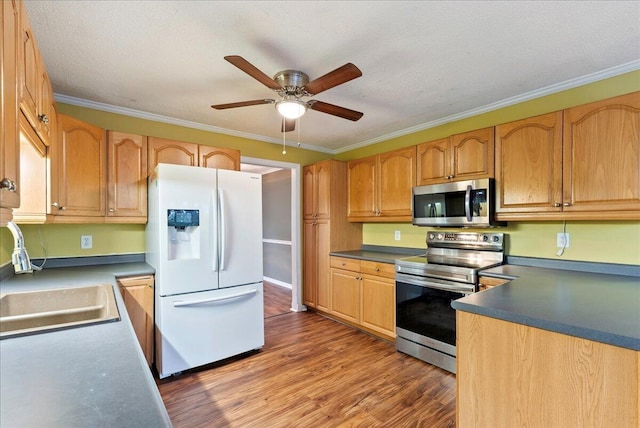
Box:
263;277;292;290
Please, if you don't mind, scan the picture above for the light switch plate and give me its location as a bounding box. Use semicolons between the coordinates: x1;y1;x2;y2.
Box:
394;230;401;241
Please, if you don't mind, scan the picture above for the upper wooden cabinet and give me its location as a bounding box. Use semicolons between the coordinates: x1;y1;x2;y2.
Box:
348;146;416;222
52;114;106;217
303;159;332;220
496;92;640;220
495;111;563;214
18;2;54;147
417;127;494;185
107;131;148;221
148;137;240;175
563;92;639;216
0;0;21;221
199;146;240;170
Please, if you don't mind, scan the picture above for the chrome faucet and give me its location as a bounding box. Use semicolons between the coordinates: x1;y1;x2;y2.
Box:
6;221;34;274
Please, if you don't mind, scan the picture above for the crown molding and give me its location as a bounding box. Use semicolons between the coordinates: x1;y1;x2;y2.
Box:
55;59;639;156
53;94;335;154
334;60;640;154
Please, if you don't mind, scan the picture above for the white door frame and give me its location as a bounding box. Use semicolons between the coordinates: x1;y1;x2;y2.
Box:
241;156;305;312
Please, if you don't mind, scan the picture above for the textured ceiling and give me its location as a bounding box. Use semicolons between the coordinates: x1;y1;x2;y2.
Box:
23;1;640;153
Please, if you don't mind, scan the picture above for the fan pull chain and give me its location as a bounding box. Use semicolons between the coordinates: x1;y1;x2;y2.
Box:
297;118;301;147
282;117;287;154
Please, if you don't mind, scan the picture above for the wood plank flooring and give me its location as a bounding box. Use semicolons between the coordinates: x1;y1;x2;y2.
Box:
263;281;291;318
157;309;456;427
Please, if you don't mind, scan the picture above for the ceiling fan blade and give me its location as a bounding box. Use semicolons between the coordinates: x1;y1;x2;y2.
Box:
224;55;282;91
304;63;362;95
308;100;363;121
211;99;274;109
281;118;296;133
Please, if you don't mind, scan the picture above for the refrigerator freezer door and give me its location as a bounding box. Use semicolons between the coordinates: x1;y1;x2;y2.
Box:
149;164;219;296
155;283;264;379
217;169;263;288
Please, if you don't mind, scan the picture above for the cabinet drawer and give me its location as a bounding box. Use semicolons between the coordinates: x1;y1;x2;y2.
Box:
478;276;510;289
360;260;395;279
117;275;154;288
330;256;361;272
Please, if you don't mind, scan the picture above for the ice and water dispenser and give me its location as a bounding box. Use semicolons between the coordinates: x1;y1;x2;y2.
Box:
167;209;201;260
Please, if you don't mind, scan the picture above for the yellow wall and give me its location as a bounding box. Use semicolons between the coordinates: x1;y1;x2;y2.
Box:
363;222;640;265
2;71;639;268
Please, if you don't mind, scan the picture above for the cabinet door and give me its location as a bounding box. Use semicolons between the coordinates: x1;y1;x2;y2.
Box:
316;220;331;312
12;114;47;223
348;156;377;218
495;112;563;213
0;0;21;211
361;274;395;338
36;69;54;146
302;164;315;219
107;131;147;220
199;145;240;170
450;127;495;180
416;138;450;185
563;92;640;212
118;275;154;366
314;160;331;219
330;268;360;324
302;220;317;307
378;146;415;218
147;137;198;175
54;114;106;216
18;3;38;132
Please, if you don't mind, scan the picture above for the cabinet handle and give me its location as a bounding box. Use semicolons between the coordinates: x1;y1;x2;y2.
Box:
1;178;16;192
446;175;454;180
375;267;380;272
553;203;561;207
52;202;66;211
563;202;572;207
109;208;115;212
38;114;49;125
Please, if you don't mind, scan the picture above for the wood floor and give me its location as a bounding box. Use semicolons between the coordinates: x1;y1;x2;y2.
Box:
263;281;292;318
157;289;457;427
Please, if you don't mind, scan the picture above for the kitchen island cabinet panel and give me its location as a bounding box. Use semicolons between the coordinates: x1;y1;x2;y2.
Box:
118;275;154;366
457;311;639;428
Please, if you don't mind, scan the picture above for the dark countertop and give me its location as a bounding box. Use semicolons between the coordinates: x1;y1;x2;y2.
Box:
0;263;172;427
330;246;424;264
453;264;640;351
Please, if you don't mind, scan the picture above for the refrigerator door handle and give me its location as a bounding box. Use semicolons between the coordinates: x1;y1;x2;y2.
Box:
172;289;257;307
212;190;219;272
219;189;227;271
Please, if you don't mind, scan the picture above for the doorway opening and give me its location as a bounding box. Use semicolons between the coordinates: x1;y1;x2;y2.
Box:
241;157;303;316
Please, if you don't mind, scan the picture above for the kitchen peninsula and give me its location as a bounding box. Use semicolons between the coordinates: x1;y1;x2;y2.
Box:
453;264;640;427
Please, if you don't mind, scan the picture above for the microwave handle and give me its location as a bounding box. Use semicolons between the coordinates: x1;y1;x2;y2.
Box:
465;185;472;222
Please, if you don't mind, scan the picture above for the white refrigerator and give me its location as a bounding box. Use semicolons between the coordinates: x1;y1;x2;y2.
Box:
146;163;264;379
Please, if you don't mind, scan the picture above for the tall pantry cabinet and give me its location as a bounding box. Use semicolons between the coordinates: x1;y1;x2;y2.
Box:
303;160;361;310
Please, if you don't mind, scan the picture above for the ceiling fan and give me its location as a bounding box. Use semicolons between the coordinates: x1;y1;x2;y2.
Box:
211;55;363;132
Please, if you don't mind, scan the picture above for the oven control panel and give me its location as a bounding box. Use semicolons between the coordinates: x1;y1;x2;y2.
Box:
426;231;504;250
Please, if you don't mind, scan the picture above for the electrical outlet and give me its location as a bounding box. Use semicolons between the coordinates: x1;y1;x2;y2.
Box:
81;235;93;249
556;232;570;248
394;230;401;241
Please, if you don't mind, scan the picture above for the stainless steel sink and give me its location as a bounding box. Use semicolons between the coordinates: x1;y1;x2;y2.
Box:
0;284;120;339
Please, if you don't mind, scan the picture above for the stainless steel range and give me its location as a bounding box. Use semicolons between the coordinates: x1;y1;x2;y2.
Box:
395;231;505;373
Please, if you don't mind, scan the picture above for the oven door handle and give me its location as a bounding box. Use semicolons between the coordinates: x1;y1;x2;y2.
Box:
465;184;472;222
396;273;473;294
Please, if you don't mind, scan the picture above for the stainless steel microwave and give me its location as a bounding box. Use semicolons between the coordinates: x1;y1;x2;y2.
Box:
412;178;505;227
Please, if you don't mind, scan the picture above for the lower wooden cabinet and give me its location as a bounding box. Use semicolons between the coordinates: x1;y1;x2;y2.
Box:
478;276;510;291
328;256;396;340
117;275;154;366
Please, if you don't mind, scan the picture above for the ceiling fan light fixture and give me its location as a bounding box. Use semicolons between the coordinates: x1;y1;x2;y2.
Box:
276;99;307;119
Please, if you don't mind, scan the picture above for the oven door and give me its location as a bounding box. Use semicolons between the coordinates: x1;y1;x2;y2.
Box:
395;272;471;357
